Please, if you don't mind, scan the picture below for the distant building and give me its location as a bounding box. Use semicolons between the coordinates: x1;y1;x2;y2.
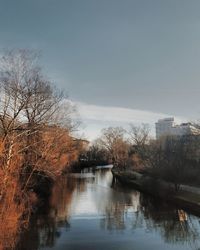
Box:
155;117;200;139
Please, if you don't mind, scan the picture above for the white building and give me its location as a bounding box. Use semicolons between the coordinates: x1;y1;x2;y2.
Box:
155;118;200;139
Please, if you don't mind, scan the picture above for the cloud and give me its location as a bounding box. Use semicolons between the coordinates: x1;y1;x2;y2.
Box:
75;101;186;141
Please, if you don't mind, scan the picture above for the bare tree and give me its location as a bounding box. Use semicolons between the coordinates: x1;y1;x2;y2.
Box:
146;135;200;191
97;127;129;168
0;49;79;191
0;49;82;250
128;123;150;147
127;123;151;167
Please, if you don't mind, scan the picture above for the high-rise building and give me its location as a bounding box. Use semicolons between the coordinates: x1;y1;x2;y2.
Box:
155;118;200;139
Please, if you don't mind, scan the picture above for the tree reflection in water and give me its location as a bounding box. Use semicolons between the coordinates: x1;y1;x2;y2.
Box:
101;180;200;249
140;196;200;247
17;176;78;250
17;168;200;250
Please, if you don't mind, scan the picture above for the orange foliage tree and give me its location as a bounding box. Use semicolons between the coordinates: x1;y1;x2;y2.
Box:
0;50;81;249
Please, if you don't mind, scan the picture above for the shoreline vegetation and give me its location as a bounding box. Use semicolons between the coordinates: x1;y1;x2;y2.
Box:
1;50;200;250
89;125;200;215
0;50;85;250
112;168;200;215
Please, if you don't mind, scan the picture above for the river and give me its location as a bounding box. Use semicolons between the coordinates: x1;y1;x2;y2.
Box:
18;166;200;250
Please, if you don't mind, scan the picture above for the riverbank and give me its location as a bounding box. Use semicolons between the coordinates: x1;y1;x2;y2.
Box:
17;167;200;250
112;168;200;215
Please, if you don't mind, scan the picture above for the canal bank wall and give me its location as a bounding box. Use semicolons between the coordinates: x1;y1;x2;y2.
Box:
112;168;200;214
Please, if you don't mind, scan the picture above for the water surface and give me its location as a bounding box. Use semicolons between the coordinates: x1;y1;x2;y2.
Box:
19;166;200;250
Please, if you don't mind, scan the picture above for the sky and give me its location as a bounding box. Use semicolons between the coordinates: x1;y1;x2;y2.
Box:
0;0;200;140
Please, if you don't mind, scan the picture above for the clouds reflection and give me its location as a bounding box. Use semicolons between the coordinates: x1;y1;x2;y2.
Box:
18;168;200;250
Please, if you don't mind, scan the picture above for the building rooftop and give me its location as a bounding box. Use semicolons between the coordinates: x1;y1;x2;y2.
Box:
158;117;174;122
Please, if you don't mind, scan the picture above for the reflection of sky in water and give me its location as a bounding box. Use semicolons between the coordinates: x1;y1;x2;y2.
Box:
70;170;114;217
69;169;140;219
19;167;200;250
